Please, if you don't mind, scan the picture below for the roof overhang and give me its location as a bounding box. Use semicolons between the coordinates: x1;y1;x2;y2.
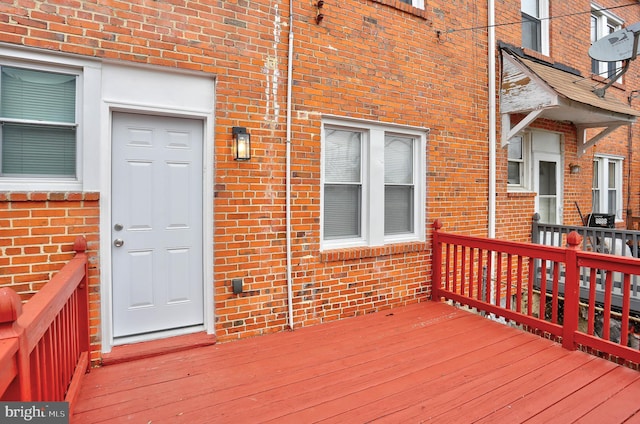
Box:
500;50;640;156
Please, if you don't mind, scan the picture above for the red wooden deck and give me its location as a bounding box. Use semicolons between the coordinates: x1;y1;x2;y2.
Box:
73;302;640;423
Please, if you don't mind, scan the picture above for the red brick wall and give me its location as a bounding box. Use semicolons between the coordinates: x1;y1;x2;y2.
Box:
0;192;101;359
1;0;638;359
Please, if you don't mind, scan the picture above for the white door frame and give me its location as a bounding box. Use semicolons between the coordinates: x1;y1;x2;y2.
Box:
99;102;214;352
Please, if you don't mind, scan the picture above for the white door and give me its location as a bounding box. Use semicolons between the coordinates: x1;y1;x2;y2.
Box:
533;153;562;225
111;112;204;338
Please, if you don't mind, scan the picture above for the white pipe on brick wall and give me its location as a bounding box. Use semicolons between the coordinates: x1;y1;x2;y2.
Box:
285;0;295;330
488;0;496;240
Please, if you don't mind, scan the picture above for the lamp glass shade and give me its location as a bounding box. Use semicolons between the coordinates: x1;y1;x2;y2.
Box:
233;132;251;160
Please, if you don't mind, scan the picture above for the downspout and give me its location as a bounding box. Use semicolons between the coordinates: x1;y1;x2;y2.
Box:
285;0;295;329
488;0;496;239
487;0;497;308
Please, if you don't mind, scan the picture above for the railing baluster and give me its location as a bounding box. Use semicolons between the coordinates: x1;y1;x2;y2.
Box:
588;268;597;336
603;271;613;341
527;257;534;316
516;255;523;313
461;246;467;298
445;243;451;293
453;244;459;295
495;252;503;307
506;254;512;311
539;260;547;321
552;262;559;324
477;249;484;302
485;251;493;304
621;274;631;347
468;248;475;299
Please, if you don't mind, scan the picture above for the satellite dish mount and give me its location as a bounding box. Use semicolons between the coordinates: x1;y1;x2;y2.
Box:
589;22;640;98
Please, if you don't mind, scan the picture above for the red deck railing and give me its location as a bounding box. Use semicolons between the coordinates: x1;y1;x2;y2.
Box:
0;236;90;412
431;221;640;366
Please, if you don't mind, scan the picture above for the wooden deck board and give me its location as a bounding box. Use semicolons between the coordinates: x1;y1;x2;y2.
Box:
73;302;640;423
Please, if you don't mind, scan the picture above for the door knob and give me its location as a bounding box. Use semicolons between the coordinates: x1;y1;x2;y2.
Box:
113;239;124;247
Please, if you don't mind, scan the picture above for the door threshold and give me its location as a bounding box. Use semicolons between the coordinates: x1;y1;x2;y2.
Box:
103;330;216;366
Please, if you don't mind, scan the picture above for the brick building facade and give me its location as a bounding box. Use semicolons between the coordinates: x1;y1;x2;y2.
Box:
0;0;638;363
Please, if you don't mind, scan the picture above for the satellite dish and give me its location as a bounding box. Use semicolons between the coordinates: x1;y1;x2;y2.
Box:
589;22;640;62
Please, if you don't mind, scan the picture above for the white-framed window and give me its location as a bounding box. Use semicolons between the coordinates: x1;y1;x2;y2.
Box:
0;47;101;192
398;0;424;9
592;155;623;220
321;118;426;249
591;5;623;81
1;65;78;178
521;0;549;55
507;134;530;189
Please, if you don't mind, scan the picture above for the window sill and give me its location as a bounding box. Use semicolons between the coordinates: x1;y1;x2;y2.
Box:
369;0;428;20
320;241;428;263
0;179;82;192
0;191;99;201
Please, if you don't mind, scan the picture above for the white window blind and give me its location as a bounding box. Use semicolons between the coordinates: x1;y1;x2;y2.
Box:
323;129;362;239
384;135;414;235
1;66;77;177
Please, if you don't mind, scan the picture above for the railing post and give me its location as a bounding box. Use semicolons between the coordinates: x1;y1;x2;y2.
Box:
74;236;91;372
562;231;582;351
0;287;31;400
431;220;443;302
531;213;540;244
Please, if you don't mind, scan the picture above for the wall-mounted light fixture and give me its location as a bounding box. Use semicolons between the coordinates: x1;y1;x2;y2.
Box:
569;163;581;174
232;126;251;161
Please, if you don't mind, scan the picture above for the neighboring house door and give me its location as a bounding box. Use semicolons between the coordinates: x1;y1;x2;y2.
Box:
534;155;561;224
111;112;204;338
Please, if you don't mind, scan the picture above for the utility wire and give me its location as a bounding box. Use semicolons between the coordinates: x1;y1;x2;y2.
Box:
445;3;639;34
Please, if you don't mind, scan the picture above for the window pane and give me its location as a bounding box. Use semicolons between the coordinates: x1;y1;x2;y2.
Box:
522;0;539;18
2;123;76;177
324;185;361;239
507;137;522;159
592;161;599;188
385;186;413;235
539;197;556;224
384;135;413;184
508;162;521;185
325;129;361;183
608;189;616;215
591;14;600;75
522;15;541;51
608;162;616;188
538;161;556;195
592;190;600;213
1;67;76;123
